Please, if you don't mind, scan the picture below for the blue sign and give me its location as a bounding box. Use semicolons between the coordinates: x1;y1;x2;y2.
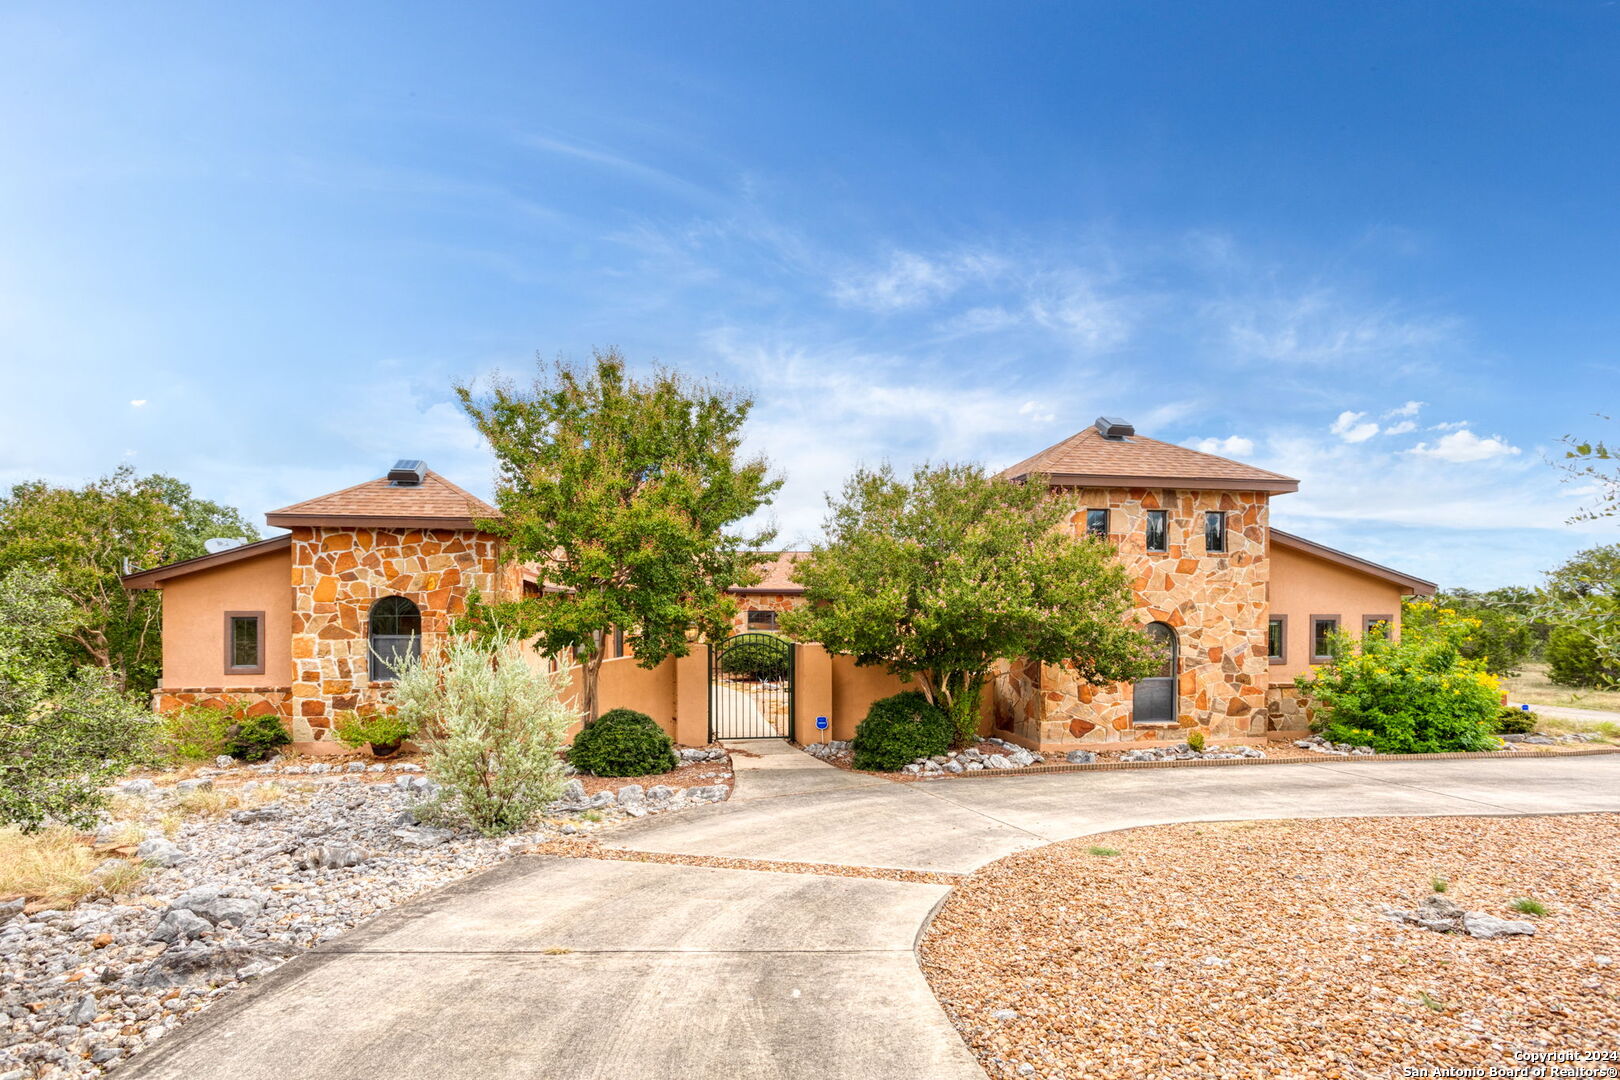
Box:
815;716;829;730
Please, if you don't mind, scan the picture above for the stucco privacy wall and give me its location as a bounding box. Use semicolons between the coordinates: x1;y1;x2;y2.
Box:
154;547;293;717
994;488;1272;746
288;526;509;741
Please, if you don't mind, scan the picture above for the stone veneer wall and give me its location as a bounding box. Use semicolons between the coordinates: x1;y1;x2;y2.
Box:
288;527;510;742
729;592;806;634
153;687;290;719
1264;683;1316;733
993;488;1272;746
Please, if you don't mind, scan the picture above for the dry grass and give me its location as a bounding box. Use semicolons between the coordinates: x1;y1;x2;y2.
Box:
0;826;146;908
922;814;1620;1080
170;783;285;820
1504;662;1620;714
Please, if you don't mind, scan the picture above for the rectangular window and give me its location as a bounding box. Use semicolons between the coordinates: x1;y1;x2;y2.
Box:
746;609;779;632
1267;616;1287;665
1085;509;1110;538
1363;614;1393;639
224;611;264;675
1204;511;1227;553
1145;510;1168;553
1311;615;1340;662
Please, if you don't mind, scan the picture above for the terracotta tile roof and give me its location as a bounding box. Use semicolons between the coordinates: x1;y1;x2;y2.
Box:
1000;424;1299;493
728;551;809;594
266;470;499;529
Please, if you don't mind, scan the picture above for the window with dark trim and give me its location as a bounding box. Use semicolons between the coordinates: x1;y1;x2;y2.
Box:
1310;615;1340;662
1085;509;1110;538
1267;616;1287;665
369;596;422;683
224;611;264;675
1204;511;1227;553
1363;614;1393;639
746;609;779;631
614;627;626;657
1145;510;1168;553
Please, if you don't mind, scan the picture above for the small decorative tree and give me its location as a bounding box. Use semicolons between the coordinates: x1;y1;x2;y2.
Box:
389;634;574;835
781;463;1161;747
456;349;779;724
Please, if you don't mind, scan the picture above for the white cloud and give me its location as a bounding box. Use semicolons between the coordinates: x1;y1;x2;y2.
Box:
1184;435;1256;457
831;250;1002;312
1330;410;1380;443
1382;420;1417;435
1213;288;1460;367
1018;400;1056;425
1384;400;1424;418
1429;420;1468;431
1408;429;1522;463
129;399;147;407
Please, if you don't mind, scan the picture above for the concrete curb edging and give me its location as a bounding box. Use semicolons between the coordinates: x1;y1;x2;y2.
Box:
942;744;1620;779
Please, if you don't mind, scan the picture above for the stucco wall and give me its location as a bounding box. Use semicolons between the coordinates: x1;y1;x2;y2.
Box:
1267;540;1407;686
157;546;294;690
996;487;1273;747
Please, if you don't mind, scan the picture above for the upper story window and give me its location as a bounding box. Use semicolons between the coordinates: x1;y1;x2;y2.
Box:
369;596;422;683
746;609;779;631
1311;615;1340;662
1086;509;1110;538
1267;616;1287;665
1204;511;1227;553
1145;510;1168;553
224;611;264;675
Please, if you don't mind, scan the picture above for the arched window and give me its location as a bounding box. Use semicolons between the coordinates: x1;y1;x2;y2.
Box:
368;596;421;683
1132;621;1178;725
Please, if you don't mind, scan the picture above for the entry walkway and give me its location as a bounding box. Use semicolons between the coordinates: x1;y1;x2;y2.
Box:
124;752;1620;1080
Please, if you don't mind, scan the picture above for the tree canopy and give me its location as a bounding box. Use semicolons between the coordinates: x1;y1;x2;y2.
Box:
0;466;258;693
780;462;1161;746
455;347;779;721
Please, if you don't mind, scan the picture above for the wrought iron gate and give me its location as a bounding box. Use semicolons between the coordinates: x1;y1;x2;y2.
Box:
709;632;794;740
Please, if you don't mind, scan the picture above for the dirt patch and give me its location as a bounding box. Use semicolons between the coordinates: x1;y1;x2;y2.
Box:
920;814;1620;1080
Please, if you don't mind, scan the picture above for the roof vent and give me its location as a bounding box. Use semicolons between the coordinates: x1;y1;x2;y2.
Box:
1094;416;1135;440
387;459;427;486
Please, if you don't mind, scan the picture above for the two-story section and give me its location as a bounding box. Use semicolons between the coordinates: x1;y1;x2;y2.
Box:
988;417;1435;748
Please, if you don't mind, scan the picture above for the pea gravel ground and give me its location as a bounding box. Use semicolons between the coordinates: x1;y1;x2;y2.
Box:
919;814;1620;1080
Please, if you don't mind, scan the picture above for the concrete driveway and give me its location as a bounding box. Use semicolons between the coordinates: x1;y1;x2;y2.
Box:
124;744;1620;1080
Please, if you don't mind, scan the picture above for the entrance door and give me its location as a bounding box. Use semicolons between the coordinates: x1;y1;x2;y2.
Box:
709;633;794;740
1132;622;1178;725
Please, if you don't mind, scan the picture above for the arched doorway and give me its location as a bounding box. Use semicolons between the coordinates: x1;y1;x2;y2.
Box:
1132;622;1178;725
368;596;422;683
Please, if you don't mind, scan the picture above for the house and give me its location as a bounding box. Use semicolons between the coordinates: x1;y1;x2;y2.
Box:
122;461;523;744
126;417;1433;751
725;416;1436;747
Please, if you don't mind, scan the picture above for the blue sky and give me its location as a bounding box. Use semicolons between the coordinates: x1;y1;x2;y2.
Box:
2;2;1616;588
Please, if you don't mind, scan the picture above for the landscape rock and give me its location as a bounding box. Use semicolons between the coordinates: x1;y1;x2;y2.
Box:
687;785;728;803
119;779;155;797
173;779;213;795
392;827;454;849
214;755;236;768
130;942;296;989
616;784;645;806
295;843;370;871
985;754;1014;770
136;838;185;867
150;908;211;943
1463;913;1537;939
1064;750;1096;764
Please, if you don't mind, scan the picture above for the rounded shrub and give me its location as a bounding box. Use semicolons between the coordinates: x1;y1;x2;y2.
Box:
224;713;291;762
568;708;677;777
851;691;952;772
1494;707;1538;735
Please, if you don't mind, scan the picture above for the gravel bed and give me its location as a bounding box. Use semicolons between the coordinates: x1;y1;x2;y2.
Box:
528;840;962;885
0;753;731;1079
920;814;1620;1080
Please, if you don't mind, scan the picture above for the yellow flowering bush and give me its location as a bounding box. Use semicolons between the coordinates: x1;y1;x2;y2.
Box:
1296;626;1502;754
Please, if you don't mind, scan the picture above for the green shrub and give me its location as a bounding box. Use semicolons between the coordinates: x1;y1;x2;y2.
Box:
568;708;677;777
1546;624;1618;689
392;635;575;835
717;634;790;681
1;568;155;830
851;691;951;771
156;704;237;762
334;709;416;753
1494;707;1538;735
223;713;291;762
1185;730;1205;752
1297;629;1501;754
